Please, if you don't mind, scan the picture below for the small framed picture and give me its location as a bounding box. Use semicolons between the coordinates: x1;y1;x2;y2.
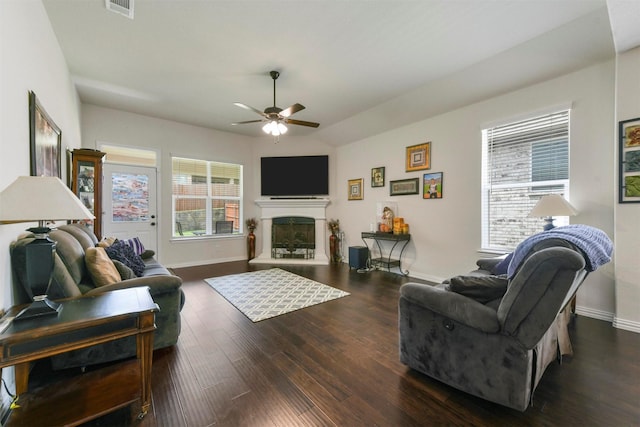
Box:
371;166;385;187
406;142;431;172
619;117;640;203
423;172;443;199
390;178;419;196
348;178;364;200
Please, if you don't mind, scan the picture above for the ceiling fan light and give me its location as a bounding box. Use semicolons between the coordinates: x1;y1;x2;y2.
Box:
262;120;287;136
262;121;275;134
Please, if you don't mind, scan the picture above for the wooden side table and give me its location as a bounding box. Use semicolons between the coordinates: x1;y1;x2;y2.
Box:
0;287;159;426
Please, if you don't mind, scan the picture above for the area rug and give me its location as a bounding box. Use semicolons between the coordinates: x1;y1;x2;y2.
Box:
205;268;349;322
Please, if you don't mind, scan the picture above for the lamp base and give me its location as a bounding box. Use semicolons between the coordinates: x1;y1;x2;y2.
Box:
14;295;61;321
543;217;556;231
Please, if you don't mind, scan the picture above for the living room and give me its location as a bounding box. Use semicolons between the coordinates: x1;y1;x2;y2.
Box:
0;0;639;424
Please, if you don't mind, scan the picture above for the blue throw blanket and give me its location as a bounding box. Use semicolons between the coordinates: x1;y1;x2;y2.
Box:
507;225;613;279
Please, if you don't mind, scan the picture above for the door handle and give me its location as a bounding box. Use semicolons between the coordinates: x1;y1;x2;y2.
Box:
151;215;156;219
151;222;156;226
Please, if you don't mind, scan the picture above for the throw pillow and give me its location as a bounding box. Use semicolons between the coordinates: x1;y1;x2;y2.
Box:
112;259;136;280
140;249;155;260
97;236;117;248
85;247;121;287
124;237;145;255
492;252;513;275
104;240;145;277
446;275;508;304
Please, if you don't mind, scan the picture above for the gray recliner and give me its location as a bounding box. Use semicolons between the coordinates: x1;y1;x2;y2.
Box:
399;243;589;411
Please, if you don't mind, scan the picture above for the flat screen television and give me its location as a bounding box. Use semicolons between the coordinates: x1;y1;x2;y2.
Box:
261;155;329;197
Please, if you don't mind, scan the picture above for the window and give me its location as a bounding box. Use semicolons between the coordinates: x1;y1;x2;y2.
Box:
172;157;243;238
481;109;570;251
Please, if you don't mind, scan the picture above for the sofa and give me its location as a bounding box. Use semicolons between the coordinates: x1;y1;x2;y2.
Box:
398;225;613;411
11;223;185;370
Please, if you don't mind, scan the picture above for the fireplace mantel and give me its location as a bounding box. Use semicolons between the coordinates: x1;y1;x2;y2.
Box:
250;198;330;265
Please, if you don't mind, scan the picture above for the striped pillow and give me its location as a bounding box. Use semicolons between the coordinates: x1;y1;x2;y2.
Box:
124;237;145;256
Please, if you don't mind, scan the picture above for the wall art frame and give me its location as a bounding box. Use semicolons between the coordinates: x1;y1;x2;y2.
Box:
390;178;419;196
405;142;431;172
423;172;443;199
29;91;61;178
619;117;640;203
348;178;364;200
371;166;385;187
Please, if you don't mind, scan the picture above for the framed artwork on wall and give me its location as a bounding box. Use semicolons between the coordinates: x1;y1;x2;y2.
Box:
348;178;364;200
619;117;640;203
371;166;385;187
29;91;62;178
405;142;431;172
390;178;419;196
423;172;443;199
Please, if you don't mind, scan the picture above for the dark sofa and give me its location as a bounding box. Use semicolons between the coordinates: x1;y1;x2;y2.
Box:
11;223;184;369
399;226;613;411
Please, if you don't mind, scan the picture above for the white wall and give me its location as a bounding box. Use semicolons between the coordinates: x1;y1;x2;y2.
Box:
80;104;259;268
249;135;337;258
335;61;617;318
614;46;640;331
0;0;82;310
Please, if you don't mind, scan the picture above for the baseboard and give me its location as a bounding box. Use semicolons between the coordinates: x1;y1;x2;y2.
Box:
575;305;614;322
612;317;640;333
404;270;445;285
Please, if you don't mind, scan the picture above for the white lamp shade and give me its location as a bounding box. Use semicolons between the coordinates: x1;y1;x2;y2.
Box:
0;176;94;224
528;194;578;218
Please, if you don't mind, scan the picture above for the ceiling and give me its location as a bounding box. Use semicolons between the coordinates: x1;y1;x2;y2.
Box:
41;1;639;146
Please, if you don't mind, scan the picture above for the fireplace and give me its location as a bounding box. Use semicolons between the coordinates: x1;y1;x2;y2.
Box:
250;198;330;265
271;216;315;259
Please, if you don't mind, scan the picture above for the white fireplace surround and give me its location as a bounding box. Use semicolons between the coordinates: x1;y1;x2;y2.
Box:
250;198;330;265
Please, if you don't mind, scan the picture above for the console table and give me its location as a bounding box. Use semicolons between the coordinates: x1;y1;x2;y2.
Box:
0;287;159;426
361;232;411;276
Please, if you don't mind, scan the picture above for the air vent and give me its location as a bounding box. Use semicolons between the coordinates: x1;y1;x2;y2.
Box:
105;0;134;19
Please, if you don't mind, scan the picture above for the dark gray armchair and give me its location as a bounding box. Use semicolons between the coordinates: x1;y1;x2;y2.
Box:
399;243;589;411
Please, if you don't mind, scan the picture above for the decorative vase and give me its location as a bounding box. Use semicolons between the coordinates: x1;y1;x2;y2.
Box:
329;233;338;263
247;228;256;260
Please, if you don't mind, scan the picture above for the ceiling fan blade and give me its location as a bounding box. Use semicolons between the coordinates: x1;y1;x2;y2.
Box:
279;103;305;118
233;102;268;118
285;118;320;128
231;119;265;125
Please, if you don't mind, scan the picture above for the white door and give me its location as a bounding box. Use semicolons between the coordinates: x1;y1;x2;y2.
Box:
102;164;158;253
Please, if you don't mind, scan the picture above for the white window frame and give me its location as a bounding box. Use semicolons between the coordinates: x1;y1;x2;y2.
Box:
171;156;243;239
481;108;571;252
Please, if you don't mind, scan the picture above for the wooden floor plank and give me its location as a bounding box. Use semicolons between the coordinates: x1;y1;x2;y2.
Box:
23;260;639;426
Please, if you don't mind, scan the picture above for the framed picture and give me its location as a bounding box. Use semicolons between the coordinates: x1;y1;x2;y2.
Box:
29;91;61;178
423;172;443;199
348;178;364;200
619;117;640;203
405;142;431;172
371;166;385;187
390;178;419;196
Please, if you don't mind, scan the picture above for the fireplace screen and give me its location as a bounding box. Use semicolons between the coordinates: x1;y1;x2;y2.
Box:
271;216;315;259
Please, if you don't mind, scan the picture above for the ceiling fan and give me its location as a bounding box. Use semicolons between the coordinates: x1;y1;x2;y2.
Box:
232;71;320;137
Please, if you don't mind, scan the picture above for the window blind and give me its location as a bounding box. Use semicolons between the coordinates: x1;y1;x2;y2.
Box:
482;110;570;250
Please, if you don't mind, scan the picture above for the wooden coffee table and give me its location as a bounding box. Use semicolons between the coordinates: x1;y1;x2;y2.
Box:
0;287;159;426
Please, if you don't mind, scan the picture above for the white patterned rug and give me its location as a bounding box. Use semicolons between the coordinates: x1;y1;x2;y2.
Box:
205;268;350;322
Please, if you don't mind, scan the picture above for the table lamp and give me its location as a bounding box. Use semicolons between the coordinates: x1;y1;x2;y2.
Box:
528;194;578;231
0;176;94;320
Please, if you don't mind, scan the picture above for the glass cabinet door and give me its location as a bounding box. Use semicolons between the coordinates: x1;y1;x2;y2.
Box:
71;149;106;239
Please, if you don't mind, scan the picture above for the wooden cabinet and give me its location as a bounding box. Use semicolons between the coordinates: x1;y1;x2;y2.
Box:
71;148;106;239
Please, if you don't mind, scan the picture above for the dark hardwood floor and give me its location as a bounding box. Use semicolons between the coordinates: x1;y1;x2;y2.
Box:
67;261;639;425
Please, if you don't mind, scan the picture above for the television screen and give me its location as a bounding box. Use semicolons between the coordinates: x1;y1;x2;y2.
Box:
261;155;329;197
